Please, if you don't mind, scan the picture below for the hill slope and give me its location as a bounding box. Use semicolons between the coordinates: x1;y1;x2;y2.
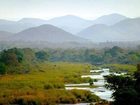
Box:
92;13;127;25
46;15;92;34
77;24;124;42
9;24;88;43
0;31;13;40
78;17;140;42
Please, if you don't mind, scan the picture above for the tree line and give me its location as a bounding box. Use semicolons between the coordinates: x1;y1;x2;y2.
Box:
47;46;140;64
0;48;49;74
0;46;140;74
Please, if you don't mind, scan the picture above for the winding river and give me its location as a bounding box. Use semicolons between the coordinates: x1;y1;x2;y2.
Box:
65;68;124;101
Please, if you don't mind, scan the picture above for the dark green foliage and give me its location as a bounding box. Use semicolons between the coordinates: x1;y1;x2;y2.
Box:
44;83;64;89
0;46;140;65
104;46;124;57
46;46;140;64
88;78;94;86
113;88;138;105
0;48;24;73
105;75;135;90
105;64;140;105
0;48;24;66
0;63;6;74
0;48;36;74
134;64;140;93
35;51;49;61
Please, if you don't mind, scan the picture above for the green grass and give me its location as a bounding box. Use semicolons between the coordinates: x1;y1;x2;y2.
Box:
101;64;137;74
0;62;100;104
0;62;91;90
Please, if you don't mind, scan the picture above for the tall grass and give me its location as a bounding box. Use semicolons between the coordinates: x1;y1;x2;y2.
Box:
0;62;100;104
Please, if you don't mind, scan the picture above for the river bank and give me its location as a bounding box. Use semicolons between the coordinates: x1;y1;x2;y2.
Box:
65;68;126;102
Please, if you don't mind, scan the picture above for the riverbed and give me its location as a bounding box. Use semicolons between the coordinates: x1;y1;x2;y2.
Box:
65;68;116;101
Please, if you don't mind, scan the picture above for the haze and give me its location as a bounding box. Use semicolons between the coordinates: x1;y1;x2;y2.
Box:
1;0;140;20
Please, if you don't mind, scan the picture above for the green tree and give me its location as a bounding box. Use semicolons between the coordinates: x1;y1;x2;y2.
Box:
0;48;24;74
105;64;140;105
35;51;49;61
134;64;140;93
0;49;19;66
89;78;94;86
0;63;6;74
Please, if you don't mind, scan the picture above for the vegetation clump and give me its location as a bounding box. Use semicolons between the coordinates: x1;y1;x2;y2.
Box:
105;64;140;105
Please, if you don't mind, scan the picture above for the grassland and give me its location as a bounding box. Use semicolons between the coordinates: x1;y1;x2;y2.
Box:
0;62;100;105
101;64;137;74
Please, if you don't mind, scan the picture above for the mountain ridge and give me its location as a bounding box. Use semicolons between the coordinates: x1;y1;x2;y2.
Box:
78;17;140;42
8;24;89;43
0;13;128;34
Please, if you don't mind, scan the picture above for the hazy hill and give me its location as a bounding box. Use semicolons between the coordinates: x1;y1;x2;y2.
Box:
0;18;47;33
78;17;140;42
92;13;127;25
0;19;34;33
18;18;47;25
0;16;92;34
46;15;93;34
77;24;124;42
0;31;13;40
46;14;127;34
0;19;15;24
0;14;128;34
112;17;140;41
9;24;88;43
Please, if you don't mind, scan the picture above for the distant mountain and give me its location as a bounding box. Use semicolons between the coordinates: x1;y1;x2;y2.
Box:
78;17;140;42
112;17;140;40
46;14;127;34
46;15;93;34
0;19;34;33
0;14;128;34
9;24;88;43
0;16;92;34
0;31;13;40
77;24;124;42
0;18;47;33
92;13;127;25
18;18;47;25
0;19;15;24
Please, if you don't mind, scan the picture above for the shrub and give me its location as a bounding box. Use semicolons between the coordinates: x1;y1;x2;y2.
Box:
0;63;6;74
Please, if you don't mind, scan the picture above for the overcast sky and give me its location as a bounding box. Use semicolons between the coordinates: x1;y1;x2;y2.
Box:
0;0;140;20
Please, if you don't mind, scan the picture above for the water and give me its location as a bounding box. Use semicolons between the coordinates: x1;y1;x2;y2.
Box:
65;68;114;101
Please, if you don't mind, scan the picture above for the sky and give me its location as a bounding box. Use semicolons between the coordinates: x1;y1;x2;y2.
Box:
0;0;140;20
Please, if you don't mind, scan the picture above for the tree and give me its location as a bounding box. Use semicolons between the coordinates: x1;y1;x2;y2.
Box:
0;48;24;74
134;64;140;93
105;64;140;105
0;63;6;74
35;51;49;61
89;78;94;86
0;50;19;66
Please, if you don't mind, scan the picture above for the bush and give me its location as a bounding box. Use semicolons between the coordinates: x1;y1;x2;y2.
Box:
44;83;64;89
44;83;54;89
70;89;100;102
0;63;6;74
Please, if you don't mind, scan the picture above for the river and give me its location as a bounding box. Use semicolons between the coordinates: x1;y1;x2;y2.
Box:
65;68;125;102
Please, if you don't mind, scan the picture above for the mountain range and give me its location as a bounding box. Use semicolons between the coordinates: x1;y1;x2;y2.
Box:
8;24;88;43
77;17;140;42
0;13;140;44
0;13;127;34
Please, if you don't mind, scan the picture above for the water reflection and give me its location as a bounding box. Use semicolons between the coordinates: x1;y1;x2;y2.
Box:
66;68;113;101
